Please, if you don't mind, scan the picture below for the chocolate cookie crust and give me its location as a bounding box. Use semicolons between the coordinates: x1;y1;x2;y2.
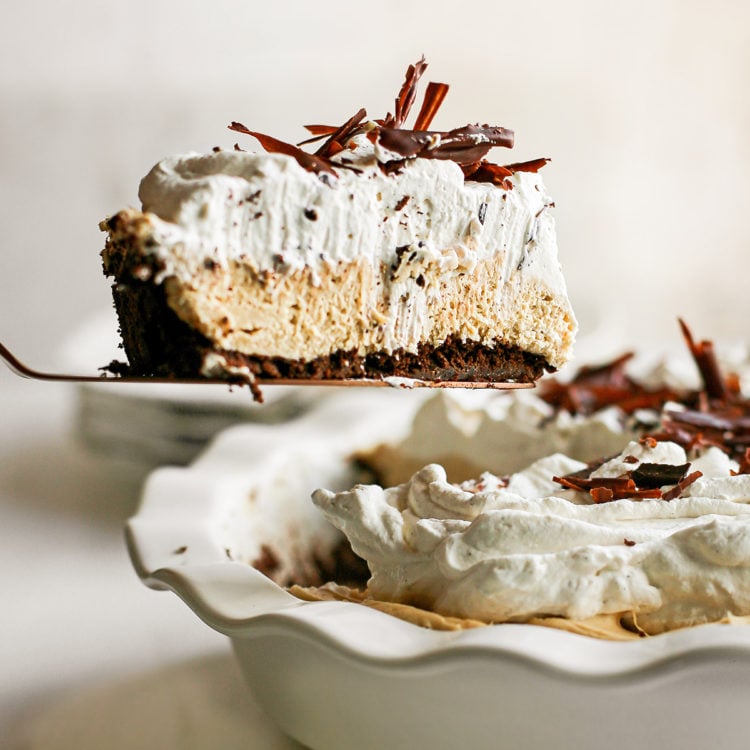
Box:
109;275;551;387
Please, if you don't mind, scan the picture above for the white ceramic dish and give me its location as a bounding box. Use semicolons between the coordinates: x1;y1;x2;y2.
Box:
127;391;750;750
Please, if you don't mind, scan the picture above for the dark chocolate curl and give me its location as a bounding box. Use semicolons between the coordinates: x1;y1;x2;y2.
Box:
502;157;551;174
413;82;449;130
229;122;338;178
679;318;728;402
389;56;429;128
631;462;691;489
378;124;514;165
315;107;368;158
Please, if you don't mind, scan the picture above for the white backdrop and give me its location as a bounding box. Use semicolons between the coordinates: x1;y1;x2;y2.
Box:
2;0;749;368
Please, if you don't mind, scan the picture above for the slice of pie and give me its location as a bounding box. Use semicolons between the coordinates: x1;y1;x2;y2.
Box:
101;59;577;399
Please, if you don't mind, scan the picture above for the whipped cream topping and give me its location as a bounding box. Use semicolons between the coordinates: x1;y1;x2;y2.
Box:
313;439;750;634
139;136;563;286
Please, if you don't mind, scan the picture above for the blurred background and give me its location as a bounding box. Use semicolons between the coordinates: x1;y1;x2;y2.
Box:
1;0;749;368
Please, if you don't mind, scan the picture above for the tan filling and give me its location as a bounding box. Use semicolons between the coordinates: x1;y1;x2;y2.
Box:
163;254;576;367
289;584;750;641
358;444;486;488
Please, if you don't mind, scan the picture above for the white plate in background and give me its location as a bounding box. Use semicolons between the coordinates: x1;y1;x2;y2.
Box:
58;310;317;467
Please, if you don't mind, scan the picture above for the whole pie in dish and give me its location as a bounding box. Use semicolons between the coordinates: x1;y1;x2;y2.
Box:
305;323;750;639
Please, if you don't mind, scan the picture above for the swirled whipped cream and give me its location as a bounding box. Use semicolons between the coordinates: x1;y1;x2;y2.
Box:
313;438;750;635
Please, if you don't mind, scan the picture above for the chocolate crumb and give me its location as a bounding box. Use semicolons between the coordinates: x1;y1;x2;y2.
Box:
304;208;318;221
478;202;488;225
624;539;637;547
394;195;410;212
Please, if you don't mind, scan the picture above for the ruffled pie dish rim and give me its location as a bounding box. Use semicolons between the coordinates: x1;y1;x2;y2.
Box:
126;391;750;682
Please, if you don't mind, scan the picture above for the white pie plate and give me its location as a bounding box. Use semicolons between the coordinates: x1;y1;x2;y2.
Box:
126;391;750;750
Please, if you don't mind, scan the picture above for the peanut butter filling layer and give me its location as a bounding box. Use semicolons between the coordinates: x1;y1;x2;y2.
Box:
289;583;750;641
163;250;575;368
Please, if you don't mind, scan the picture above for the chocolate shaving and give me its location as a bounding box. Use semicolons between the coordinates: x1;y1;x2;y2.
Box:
648;318;750;459
303;124;340;136
315;107;368;158
296;125;339;147
590;487;614;503
462;161;515;188
386;56;429;128
540;351;680;417
228;122;337;178
679;318;728;401
463;158;550;187
546;320;750;503
377;124;514;166
661;470;703;501
553;474;662;501
554;460;698;504
501;158;552;174
413;82;449;131
631;462;691;489
650;406;750;461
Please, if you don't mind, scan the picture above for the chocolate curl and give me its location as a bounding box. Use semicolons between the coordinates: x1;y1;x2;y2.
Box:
464;158;549;186
540;351;680;417
462;161;515;187
315;107;368;158
679;318;728;402
229;122;338;178
661;470;703;501
303;124;339;135
413;82;449;130
387;56;429;128
378;124;514;165
297;124;339;147
502;157;551;174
